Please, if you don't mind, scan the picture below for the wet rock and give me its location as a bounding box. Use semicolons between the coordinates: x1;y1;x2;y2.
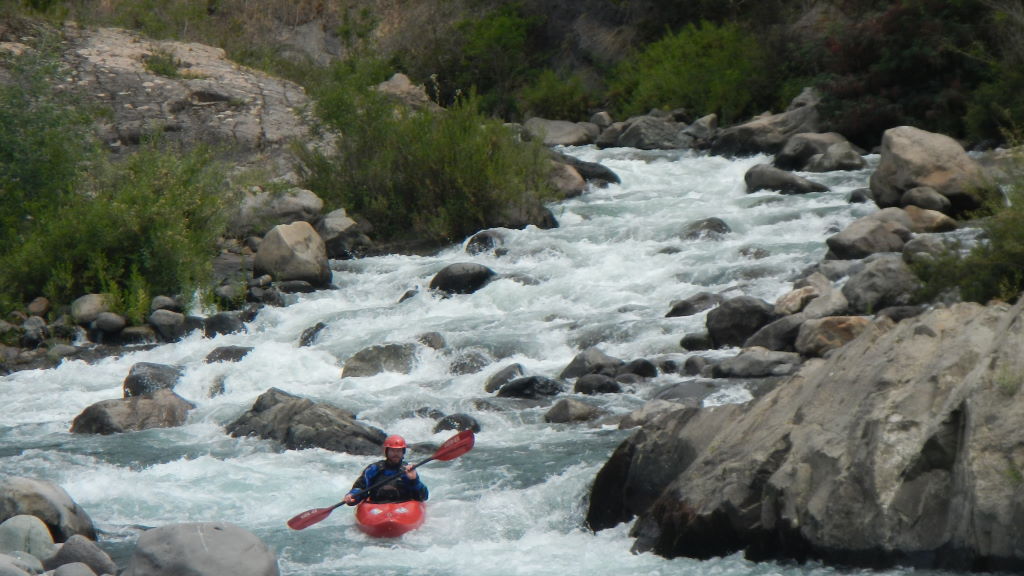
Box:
429;263;496;295
122;522;278;576
226;388;384;454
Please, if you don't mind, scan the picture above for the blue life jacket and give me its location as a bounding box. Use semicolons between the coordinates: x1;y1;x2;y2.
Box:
349;459;428;503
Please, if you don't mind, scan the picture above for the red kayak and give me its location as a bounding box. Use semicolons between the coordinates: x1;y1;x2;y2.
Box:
355;500;425;538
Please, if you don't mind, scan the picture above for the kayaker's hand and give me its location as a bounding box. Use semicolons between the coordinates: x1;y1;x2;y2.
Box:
404;466;418;481
343;493;358;505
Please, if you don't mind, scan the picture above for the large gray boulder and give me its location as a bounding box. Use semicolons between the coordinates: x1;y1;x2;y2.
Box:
842;254;921;314
0;515;55;560
744;164;828;195
342;343;419;378
869;126;996;216
253;221;331;288
825;212;913;260
70;389;196;434
710;89;821;157
229;187;323;237
122;522;278;576
42;534;117;576
706;296;779;348
0;478;96;542
123;363;183;398
226;388;385;455
315;208;372;260
429;263;495;295
773;132;849;171
524;117;594;146
588;299;1024;571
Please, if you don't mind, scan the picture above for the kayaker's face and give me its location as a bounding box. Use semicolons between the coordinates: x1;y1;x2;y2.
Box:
385;447;404;464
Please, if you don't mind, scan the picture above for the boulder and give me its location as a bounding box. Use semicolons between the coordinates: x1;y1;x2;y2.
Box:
900;186;952;213
316;208;372;260
484;363;526;393
204;346;253;363
429;263;496;295
745;164;829;195
825;213;912;259
122;522;278;576
773;132;849;171
204;312;246;337
123;363;184;397
226;388;385;454
805;141;867;172
550;151;621;187
588;299;1024;571
0;477;96;542
666;292;723;317
374;72;441;112
711;347;802;378
0;515;55;560
253;221;331;288
42;534;117;576
465;230;505;256
69;295;110;326
774;286;820;316
710;89;821;157
706;296;778;348
573;374;622;395
545;398;604;423
229;186;323;237
681;218;731;241
496;376;565;399
549;161;587;199
559;348;624;379
795;316;872;357
524;117;594;146
744;314;807;352
617;116;691;150
342;343;418;377
842;254;921;314
869;126;996;216
147;309;188;343
432;413;481;434
70;389;195;434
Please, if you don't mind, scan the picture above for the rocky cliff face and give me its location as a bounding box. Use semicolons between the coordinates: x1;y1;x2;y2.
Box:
58;24;315;180
589;299;1024;571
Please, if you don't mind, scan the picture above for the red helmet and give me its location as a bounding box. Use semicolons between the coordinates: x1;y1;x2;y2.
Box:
383;435;407;450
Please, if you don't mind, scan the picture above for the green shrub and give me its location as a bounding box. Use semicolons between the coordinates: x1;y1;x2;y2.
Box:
966;62;1024;143
609;21;771;124
0;141;232;322
301;58;555;246
0;39;97;248
439;4;542;118
517;69;592;121
913;179;1024;304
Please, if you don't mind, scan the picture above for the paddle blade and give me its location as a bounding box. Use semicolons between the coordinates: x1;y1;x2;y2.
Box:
433;429;475;461
287;506;336;530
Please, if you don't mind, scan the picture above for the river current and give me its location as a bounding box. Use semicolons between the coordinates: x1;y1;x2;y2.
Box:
1;146;939;576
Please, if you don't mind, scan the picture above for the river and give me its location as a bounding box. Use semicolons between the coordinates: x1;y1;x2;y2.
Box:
1;145;932;576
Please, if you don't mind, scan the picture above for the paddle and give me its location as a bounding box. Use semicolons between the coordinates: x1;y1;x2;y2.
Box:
287;429;475;530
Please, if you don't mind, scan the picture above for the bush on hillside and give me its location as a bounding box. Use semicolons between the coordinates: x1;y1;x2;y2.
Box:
516;69;592;122
913;174;1024;304
608;21;771;124
0;36;96;248
0;142;232;324
814;0;993;147
300;58;556;247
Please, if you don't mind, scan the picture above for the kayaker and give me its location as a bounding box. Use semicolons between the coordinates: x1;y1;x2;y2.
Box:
342;435;429;504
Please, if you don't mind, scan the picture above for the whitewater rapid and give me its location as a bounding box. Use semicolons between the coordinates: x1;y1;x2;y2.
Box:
0;146;917;576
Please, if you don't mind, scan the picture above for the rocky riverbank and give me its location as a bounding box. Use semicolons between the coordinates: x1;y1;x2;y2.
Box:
2;19;1024;576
